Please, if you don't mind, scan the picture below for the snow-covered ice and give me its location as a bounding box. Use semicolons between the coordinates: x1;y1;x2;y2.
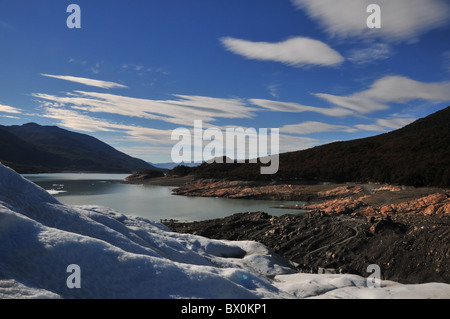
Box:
1;163;449;299
46;189;67;195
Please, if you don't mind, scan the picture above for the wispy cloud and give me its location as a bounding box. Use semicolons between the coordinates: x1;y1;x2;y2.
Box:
68;59;105;75
291;0;450;42
33;72;442;163
122;64;144;71
315;75;450;114
0;115;20;119
249;99;354;117
314;93;389;114
40;74;128;89
355;117;416;132
0;103;22;114
33;90;257;127
279;134;320;152
122;63;170;75
281;121;357;134
281;117;416;136
220;36;344;67
348;43;393;65
90;63;101;75
35;75;447;133
40;106;318;157
267;84;280;98
375;117;416;129
443;51;450;74
41;107;172;144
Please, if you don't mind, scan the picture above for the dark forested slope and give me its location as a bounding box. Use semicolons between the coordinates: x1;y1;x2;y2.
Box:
0;123;159;173
173;106;450;187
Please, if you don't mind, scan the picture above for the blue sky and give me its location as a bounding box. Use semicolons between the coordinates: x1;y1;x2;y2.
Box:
1;0;449;163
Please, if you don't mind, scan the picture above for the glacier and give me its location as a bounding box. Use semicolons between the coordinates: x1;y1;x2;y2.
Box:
0;163;449;299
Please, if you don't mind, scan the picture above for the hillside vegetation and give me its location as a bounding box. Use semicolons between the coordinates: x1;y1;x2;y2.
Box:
0;123;157;173
169;106;450;187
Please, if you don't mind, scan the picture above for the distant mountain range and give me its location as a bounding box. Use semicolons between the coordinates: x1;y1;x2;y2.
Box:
0;123;160;174
150;161;201;170
172;106;450;188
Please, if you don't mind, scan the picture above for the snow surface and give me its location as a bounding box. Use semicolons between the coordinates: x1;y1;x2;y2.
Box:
1;163;449;299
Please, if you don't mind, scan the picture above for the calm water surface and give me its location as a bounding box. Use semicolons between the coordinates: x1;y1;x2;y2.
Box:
23;173;305;222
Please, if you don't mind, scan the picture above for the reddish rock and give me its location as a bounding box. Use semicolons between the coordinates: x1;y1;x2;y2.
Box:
380;205;394;216
318;185;362;197
373;185;409;192
360;206;377;217
173;179;449;218
301;197;366;215
388;193;449;215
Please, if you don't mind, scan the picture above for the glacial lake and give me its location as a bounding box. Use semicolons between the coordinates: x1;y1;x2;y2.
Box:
23;173;305;222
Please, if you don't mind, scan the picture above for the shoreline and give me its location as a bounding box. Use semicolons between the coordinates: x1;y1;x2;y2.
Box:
172;178;446;201
123;174;448;204
161;178;449;285
164;210;449;285
120;175;196;187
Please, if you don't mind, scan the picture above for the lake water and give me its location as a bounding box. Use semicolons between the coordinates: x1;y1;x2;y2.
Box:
23;173;305;222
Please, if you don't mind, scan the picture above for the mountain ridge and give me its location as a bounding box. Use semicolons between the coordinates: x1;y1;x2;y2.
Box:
170;106;450;187
0;122;159;174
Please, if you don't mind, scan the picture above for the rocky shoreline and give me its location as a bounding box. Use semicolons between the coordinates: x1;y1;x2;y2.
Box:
164;179;450;285
171;178;447;203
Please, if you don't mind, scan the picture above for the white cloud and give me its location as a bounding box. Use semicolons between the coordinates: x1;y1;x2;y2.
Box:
314;93;389;114
315;75;450;114
249;98;354;117
291;0;450;42
280;117;416;136
279;134;320;152
41;107;172;145
0;103;21;114
33;74;443;160
91;63;101;75
39;105;319;160
267;84;280;98
443;51;450;73
41;107;122;133
375;117;416;129
40;74;128;89
171;94;255;121
220;36;344;67
33;91;257;127
364;76;450;102
122;64;144;71
0;115;20;119
115;145;175;163
347;43;393;65
353;123;385;132
355;117;416;132
281;121;356;134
